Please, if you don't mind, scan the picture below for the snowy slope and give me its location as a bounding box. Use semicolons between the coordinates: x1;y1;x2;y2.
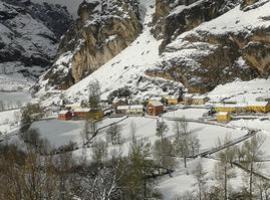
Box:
156;0;270;92
37;0;183;105
207;78;270;103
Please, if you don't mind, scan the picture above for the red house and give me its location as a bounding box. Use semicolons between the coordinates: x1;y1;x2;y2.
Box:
147;101;164;116
58;110;72;121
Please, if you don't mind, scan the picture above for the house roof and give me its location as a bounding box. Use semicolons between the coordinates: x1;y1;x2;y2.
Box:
117;105;129;110
217;112;229;116
117;105;144;110
73;108;91;112
59;110;70;115
65;103;81;109
149;101;163;107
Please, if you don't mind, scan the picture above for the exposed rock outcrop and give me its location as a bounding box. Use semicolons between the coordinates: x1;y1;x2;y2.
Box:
0;0;72;78
43;0;142;90
146;0;270;93
152;0;240;52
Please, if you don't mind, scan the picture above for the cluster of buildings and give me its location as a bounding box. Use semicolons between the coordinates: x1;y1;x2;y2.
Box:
57;92;270;124
213;97;270;123
114;101;164;117
183;94;209;105
58;104;103;121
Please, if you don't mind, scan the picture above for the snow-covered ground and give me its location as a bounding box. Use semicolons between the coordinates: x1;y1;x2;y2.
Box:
30;119;85;148
30;116;247;155
0;91;31;109
3;114;252;199
0;109;20;134
157;157;244;199
207;78;270;103
229;119;270;159
0;73;34;91
163;108;208;120
181;1;270;37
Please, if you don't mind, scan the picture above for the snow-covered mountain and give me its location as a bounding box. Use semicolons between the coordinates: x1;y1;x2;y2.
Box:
37;0;270;104
0;0;72;91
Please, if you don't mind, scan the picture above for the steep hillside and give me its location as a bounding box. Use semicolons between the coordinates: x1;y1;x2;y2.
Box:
37;0;270;103
42;0;142;90
38;0;183;105
0;0;72;90
150;0;270;92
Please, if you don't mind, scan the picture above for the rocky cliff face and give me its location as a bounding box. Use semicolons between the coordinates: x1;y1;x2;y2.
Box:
148;0;270;93
37;0;270;101
152;0;240;52
43;0;142;90
0;0;72;79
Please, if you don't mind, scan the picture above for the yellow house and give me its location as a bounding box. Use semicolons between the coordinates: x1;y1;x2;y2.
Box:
214;104;237;113
214;101;270;114
247;101;270;113
216;112;231;123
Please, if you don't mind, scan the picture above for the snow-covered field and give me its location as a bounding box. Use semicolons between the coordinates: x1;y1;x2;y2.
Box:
30;119;85;148
0;91;31;109
30;116;247;156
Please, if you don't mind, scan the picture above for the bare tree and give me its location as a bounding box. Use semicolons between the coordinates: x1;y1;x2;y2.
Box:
216;135;237;200
156;119;168;140
192;160;208;200
254;176;270;200
0;100;4;111
92;139;108;166
173;117;200;168
153;138;175;170
88;80;101;110
241;134;265;200
20;103;44;132
106;124;122;145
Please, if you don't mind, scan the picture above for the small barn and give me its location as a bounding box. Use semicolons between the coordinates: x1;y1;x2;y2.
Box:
58;110;72;121
216;112;231;123
192;95;209;105
183;94;209;105
164;96;178;105
183;94;193;105
147;101;164;116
